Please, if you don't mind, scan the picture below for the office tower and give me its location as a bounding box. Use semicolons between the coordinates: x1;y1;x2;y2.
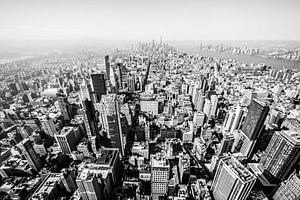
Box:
127;74;135;92
230;106;245;133
121;103;132;126
193;111;205;127
116;63;124;89
218;131;234;155
17;139;42;171
224;109;236;131
82;99;97;138
61;169;77;193
210;95;218;118
76;171;102;200
100;94;124;155
140;100;159;116
91;73;106;102
105;55;110;80
55;126;78;155
80;79;91;101
242;99;269;140
197;94;205;111
258;130;300;181
151;155;170;199
143;61;151;91
212;156;256;200
40;117;57;136
273;172;300;200
58;96;71;121
79;109;94;140
203;98;211;118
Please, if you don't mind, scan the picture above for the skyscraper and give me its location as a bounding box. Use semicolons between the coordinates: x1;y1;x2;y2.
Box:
210;95;218;118
39;117;57;136
82;99;97;138
127;74;135;92
76;171;102;200
55;126;78;155
241;99;269;140
80;79;91;101
273;171;300;200
258;130;300;181
100;94;124;155
212;156;256;200
105;55;110;81
91;73;106;102
151;155;170;199
58;96;71;121
17;139;43;171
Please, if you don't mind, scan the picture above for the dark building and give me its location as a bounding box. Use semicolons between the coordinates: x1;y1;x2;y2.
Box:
105;55;110;80
83;99;97;137
91;73;106;102
242;99;269;140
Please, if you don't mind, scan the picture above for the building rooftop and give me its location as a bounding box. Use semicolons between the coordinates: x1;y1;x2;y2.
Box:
222;157;256;182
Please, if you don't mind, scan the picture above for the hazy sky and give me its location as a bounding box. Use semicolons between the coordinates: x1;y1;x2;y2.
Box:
0;0;300;41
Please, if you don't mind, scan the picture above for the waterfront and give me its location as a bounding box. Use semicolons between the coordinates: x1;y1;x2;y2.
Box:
174;45;300;71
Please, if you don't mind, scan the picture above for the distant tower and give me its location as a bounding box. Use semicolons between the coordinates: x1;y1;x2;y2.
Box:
160;36;163;46
17;139;43;171
105;55;110;80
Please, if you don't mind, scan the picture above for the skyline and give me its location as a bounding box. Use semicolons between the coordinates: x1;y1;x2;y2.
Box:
0;0;300;41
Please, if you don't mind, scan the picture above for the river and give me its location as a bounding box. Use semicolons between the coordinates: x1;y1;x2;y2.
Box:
174;46;299;71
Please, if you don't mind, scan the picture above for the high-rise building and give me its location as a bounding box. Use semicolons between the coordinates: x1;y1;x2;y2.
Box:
218;131;234;155
241;99;269;140
151;155;170;199
58;96;71;121
203;98;211;118
258;130;300;181
210;95;218;118
80;79;91;101
127;74;135;92
82;99;97;139
211;156;256;200
230;106;245;133
39;117;57;136
17;139;42;171
223;109;236;131
55;126;78;155
91;73;106;102
193;111;205;128
273;171;300;200
76;171;102;200
105;55;110;80
100;94;124;155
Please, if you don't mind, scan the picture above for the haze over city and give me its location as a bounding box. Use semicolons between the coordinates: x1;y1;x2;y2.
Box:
0;0;300;41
